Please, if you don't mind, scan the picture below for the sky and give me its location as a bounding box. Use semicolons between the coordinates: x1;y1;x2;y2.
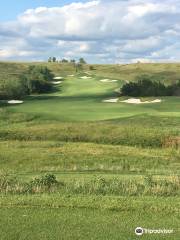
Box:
0;1;88;21
0;0;180;63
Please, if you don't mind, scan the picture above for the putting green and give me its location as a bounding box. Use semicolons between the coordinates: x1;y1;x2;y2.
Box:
6;74;180;121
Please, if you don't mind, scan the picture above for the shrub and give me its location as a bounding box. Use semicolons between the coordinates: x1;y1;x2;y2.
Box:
89;66;95;70
23;65;54;94
121;74;180;96
0;78;28;100
24;174;59;193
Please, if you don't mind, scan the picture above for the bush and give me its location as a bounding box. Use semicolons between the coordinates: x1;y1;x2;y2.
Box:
0;78;28;100
0;65;54;100
121;74;180;96
25;174;59;193
89;66;95;70
24;65;54;94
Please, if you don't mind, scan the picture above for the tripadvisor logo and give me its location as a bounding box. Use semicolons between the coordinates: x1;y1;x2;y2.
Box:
135;227;144;236
135;227;174;236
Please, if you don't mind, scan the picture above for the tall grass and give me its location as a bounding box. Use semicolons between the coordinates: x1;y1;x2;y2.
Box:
0;174;179;196
0;120;179;148
0;108;179;148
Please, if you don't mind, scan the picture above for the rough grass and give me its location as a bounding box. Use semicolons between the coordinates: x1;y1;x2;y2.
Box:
0;140;179;174
0;173;179;196
1;61;180;84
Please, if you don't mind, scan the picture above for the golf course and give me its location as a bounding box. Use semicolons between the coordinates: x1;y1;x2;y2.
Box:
0;62;180;239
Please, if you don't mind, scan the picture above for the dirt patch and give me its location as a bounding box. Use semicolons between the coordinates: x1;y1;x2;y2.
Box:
163;137;180;149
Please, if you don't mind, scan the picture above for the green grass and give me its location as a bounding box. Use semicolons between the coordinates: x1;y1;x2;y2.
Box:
0;61;180;239
0;195;179;240
3;74;180;121
0;140;179;175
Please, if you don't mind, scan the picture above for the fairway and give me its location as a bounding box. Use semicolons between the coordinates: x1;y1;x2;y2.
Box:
6;73;180;121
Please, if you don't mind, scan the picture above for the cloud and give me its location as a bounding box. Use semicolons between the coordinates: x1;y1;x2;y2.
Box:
0;0;180;62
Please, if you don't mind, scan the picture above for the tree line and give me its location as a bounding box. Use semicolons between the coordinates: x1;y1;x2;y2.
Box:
48;57;86;64
121;75;180;97
0;66;54;100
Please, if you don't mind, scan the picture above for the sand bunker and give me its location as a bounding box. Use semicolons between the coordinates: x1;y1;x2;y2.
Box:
121;98;162;104
103;98;119;103
80;76;92;79
52;81;62;85
114;88;121;93
53;77;63;80
8;100;23;104
100;79;118;83
68;75;74;77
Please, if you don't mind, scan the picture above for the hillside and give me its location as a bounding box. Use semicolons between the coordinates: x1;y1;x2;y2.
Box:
1;61;180;84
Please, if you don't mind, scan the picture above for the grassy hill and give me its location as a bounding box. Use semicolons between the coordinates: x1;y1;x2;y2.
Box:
0;61;179;239
1;61;180;83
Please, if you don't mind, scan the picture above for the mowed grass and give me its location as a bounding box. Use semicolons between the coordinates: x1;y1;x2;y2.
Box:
0;196;179;240
0;62;180;239
4;74;180;121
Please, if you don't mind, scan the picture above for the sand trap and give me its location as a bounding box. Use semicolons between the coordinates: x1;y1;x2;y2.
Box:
53;77;63;80
100;79;118;83
121;98;162;104
8;100;23;104
114;88;121;93
103;98;119;103
80;76;92;79
68;75;74;77
151;99;162;103
52;81;62;85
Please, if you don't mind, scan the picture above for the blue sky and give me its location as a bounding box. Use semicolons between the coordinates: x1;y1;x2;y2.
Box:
0;0;88;21
0;0;180;63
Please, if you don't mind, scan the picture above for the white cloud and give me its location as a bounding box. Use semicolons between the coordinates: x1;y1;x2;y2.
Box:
0;0;180;62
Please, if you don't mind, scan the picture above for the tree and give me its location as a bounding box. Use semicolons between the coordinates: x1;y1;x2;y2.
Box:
62;59;69;63
121;75;170;97
48;57;52;62
79;58;86;64
24;66;54;94
0;65;55;100
0;78;28;100
52;57;56;62
75;63;83;72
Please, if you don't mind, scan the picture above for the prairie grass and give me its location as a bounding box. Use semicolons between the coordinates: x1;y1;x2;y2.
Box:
0;140;179;174
0;174;179;197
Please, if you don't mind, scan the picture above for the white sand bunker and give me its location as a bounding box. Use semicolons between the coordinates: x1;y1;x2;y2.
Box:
80;76;92;79
100;79;118;83
8;100;23;104
114;88;121;93
103;98;119;103
52;81;62;85
121;98;162;104
68;75;74;77
53;77;63;80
